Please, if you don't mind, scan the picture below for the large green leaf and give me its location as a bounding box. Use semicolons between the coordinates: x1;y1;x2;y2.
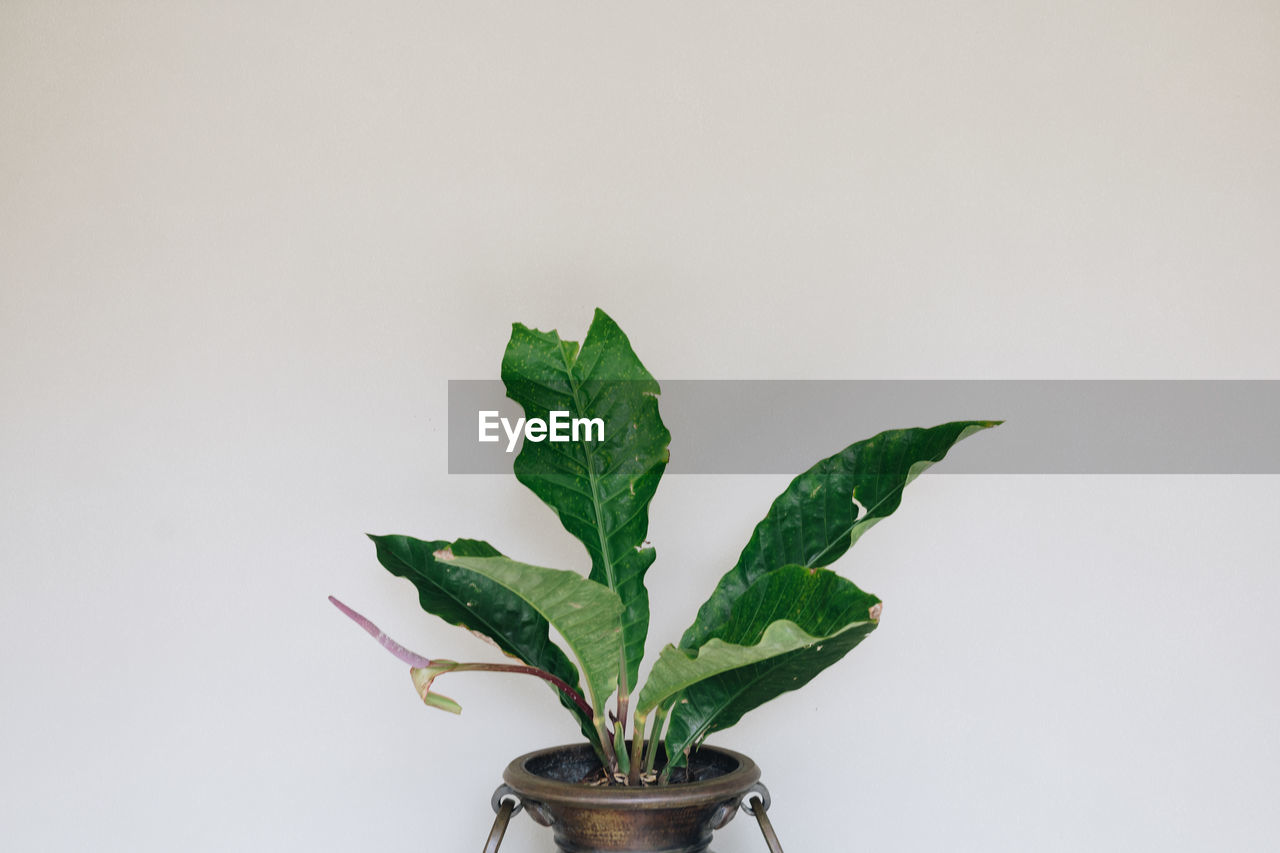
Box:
637;618;869;719
440;552;624;723
502;309;670;689
369;534;622;742
681;420;998;650
663;566;881;759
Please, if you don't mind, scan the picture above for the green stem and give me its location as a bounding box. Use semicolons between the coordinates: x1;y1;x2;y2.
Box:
643;704;668;778
615;645;630;755
598;714;619;775
628;713;647;785
613;720;630;778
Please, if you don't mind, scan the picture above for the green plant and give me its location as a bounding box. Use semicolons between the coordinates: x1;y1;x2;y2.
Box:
332;309;998;785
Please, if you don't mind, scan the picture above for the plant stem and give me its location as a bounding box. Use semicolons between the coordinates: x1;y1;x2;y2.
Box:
615;666;629;736
642;704;668;778
613;720;630;778
657;711;688;785
450;662;594;720
614;644;630;768
598;714;619;775
628;712;647;786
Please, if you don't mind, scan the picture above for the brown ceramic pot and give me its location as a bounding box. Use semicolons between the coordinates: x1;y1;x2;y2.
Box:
500;743;763;853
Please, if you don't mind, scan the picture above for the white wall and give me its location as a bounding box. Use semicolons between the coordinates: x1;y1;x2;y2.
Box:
3;3;1277;850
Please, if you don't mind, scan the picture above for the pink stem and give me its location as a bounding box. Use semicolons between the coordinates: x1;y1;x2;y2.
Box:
329;595;435;668
328;596;594;719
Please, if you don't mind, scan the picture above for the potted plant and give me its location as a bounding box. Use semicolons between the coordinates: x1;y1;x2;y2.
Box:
332;309;998;852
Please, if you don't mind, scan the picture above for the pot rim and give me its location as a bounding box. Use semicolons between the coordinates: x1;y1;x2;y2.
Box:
502;743;762;810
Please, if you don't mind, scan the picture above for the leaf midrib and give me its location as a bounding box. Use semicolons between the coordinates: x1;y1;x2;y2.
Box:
556;339;617;592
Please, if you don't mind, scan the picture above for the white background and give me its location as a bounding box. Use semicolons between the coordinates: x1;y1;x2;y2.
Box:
3;3;1278;851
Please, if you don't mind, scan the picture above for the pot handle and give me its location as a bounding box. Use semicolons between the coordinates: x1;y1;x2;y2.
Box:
741;783;785;853
483;785;522;853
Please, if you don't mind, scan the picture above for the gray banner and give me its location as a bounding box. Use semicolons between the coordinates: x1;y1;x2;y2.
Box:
448;380;1280;474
